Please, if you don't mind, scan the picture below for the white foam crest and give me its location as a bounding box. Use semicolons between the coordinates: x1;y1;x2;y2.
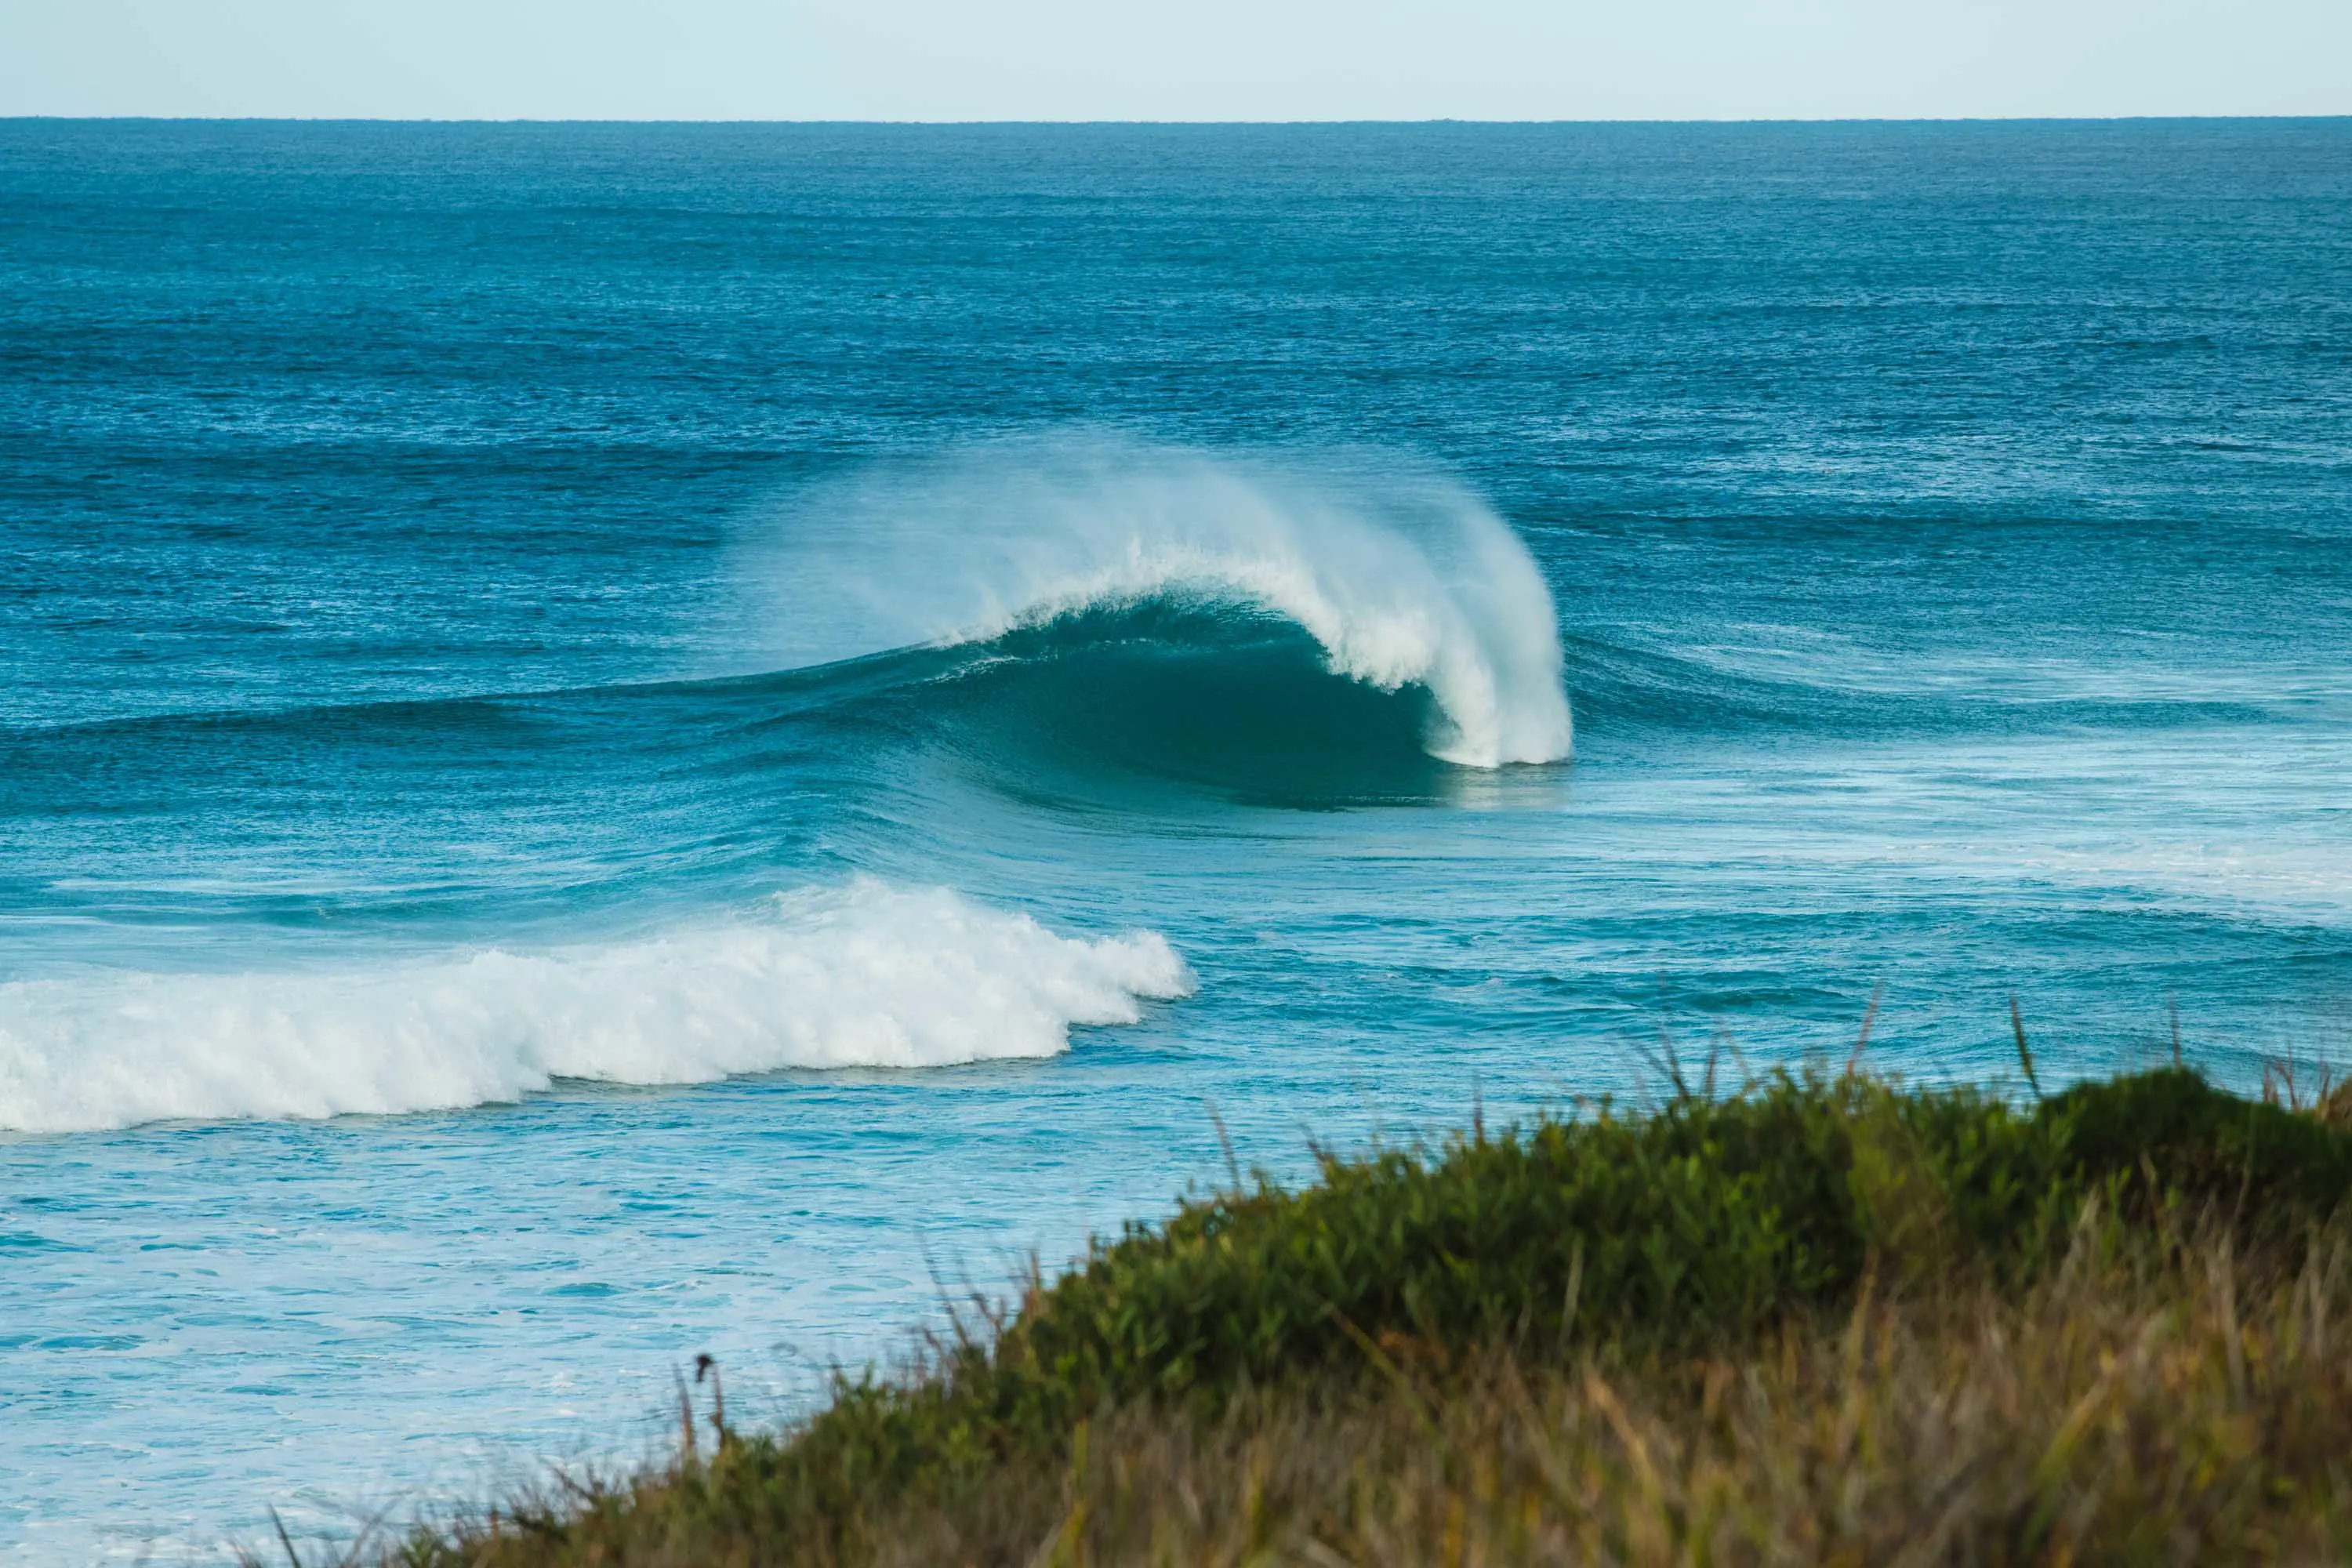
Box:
0;880;1195;1135
755;443;1573;768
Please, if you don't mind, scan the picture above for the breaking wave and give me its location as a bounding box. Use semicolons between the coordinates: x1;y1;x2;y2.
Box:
0;880;1194;1134
750;443;1573;768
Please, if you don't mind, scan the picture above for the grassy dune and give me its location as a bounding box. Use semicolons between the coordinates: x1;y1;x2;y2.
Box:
358;1064;2352;1567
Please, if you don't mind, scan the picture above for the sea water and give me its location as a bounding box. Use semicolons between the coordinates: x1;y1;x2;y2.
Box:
2;120;2347;1561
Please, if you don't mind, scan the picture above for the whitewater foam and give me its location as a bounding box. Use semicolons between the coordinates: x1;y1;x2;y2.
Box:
0;880;1195;1134
754;444;1573;768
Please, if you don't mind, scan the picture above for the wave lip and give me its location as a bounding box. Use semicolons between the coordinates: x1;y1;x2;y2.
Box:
0;880;1195;1135
755;444;1573;768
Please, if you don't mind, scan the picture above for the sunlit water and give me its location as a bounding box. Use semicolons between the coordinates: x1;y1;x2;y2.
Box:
3;120;2348;1562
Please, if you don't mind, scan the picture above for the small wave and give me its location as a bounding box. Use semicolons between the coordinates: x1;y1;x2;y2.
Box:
0;880;1194;1134
1560;630;2294;743
748;441;1573;768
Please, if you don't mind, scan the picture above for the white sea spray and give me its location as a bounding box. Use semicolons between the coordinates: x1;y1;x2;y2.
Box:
750;441;1574;768
0;879;1194;1134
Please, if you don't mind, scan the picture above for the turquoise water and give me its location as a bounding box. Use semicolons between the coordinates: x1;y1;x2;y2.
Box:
2;120;2349;1560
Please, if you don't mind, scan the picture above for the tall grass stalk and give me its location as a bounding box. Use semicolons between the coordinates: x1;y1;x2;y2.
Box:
339;1066;2352;1567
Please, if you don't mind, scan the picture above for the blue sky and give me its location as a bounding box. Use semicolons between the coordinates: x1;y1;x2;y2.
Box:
2;0;2346;120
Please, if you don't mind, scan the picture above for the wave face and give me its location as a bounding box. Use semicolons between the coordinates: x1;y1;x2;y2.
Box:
0;880;1195;1134
902;606;1462;808
750;444;1574;768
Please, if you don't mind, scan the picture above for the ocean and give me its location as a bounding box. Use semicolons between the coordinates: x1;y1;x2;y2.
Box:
2;118;2347;1560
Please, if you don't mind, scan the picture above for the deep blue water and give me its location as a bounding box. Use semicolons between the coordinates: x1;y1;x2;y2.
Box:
2;119;2349;1560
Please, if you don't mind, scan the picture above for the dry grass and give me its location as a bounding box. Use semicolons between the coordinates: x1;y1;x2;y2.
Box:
323;1068;2352;1568
994;1227;2352;1566
394;1218;2352;1567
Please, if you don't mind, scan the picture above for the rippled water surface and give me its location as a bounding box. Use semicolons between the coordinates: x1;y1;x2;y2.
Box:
2;120;2349;1561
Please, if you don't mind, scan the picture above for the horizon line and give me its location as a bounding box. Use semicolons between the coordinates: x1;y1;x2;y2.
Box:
5;113;2349;127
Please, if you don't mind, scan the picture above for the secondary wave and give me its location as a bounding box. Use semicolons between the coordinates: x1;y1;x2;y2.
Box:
746;441;1573;768
0;880;1194;1134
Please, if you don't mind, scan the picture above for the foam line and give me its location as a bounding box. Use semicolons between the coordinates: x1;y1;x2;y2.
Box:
0;880;1194;1134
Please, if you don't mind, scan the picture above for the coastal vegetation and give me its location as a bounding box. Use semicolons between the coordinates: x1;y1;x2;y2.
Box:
355;1057;2352;1566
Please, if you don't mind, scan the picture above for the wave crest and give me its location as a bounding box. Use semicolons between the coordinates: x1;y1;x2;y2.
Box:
753;444;1573;768
0;880;1194;1134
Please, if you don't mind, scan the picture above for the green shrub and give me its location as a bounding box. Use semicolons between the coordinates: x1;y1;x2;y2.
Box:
2046;1065;2352;1221
379;1068;2352;1568
985;1069;2350;1425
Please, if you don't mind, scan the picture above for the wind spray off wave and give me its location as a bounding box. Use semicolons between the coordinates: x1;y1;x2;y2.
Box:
0;880;1194;1134
754;445;1573;768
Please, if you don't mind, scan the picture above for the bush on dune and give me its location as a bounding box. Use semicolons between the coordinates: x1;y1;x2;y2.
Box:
368;1066;2352;1567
